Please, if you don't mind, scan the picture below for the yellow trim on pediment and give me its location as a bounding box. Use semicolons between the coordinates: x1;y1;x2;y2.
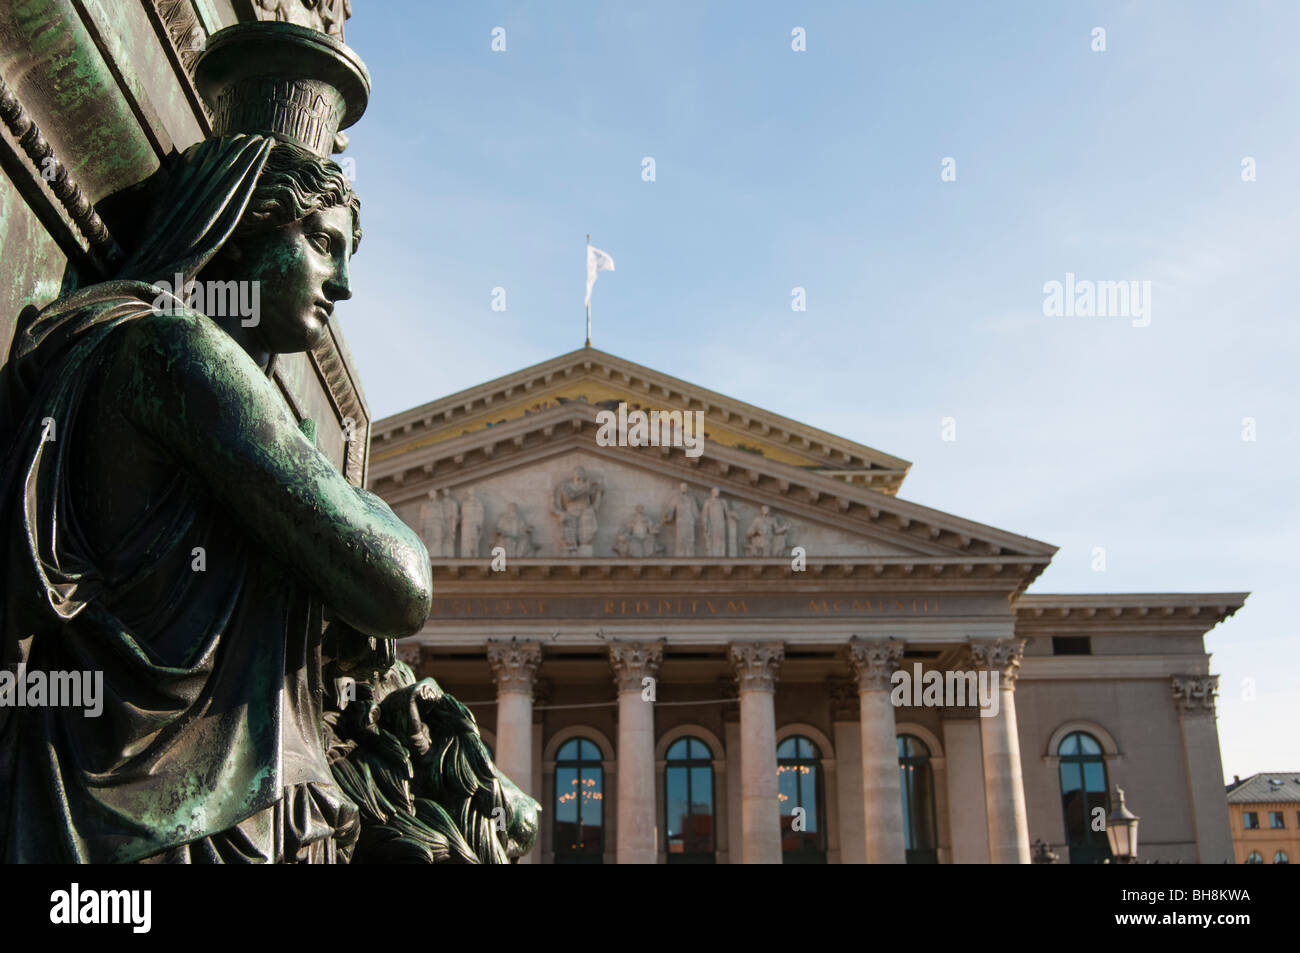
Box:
372;377;835;469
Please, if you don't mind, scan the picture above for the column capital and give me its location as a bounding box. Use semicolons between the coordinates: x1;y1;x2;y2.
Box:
487;640;543;695
1171;674;1219;717
848;637;904;691
729;641;785;693
609;640;665;692
968;638;1026;686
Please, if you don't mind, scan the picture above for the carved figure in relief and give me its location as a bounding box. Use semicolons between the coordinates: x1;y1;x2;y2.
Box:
701;486;736;557
614;504;660;557
460;487;484;558
438;487;459;557
745;504;792;557
420;489;448;556
552;465;602;556
661;482;700;557
495;503;536;558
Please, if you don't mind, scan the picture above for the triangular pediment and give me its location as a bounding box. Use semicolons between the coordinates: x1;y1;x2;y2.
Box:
371;348;911;495
369;401;1057;568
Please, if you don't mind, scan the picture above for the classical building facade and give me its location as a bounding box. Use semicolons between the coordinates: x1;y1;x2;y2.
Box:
369;348;1246;864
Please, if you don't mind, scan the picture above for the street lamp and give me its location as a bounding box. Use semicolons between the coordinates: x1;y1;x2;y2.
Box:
1106;786;1140;863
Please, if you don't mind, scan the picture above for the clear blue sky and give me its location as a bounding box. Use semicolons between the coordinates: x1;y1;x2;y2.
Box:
340;1;1299;783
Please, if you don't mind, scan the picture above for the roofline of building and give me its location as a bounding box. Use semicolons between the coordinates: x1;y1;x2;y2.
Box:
370;346;913;480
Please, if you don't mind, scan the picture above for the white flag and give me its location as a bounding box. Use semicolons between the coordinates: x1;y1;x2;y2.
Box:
585;244;615;307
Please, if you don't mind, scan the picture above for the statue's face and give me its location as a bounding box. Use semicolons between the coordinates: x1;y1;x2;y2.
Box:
237;205;353;354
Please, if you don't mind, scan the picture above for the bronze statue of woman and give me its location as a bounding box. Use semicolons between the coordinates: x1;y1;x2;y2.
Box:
0;24;533;864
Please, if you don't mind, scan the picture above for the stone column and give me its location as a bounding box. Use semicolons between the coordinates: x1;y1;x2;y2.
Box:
487;641;542;863
849;638;906;864
724;711;742;864
609;641;664;865
1171;675;1235;863
829;678;866;864
729;642;785;864
969;638;1031;864
942;713;990;863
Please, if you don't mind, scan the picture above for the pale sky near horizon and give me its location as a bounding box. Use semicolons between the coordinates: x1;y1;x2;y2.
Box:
335;2;1299;783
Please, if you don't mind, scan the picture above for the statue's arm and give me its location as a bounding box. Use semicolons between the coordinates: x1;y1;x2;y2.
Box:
117;311;432;638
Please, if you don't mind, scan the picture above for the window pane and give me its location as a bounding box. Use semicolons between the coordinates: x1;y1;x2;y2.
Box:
557;739;579;761
1078;733;1102;756
667;738;688;761
914;765;936;849
555;766;580;852
688;766;713;852
777;738;796;759
778;761;799;811
900;766;915;848
800;768;819;832
579;739;600;761
1082;761;1106;792
665;767;688;851
1059;760;1083;794
1058;733;1079;756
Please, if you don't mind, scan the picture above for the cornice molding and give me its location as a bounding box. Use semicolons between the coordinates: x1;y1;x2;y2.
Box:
1014;593;1248;637
367;405;1056;568
422;555;1049;592
370;348;911;492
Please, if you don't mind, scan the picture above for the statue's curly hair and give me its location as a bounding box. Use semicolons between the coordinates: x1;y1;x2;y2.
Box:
231;140;361;251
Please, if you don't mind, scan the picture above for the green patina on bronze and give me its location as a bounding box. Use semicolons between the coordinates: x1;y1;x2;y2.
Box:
0;22;539;864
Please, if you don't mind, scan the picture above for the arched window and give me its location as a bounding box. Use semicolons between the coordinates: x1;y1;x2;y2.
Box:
554;737;603;863
1057;731;1111;864
1275;850;1289;865
664;737;715;863
898;735;938;864
777;735;826;863
1245;851;1263;864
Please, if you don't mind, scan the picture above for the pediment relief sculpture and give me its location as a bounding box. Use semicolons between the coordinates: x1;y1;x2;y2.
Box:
495;502;537;558
661;482;700;557
613;504;663;557
745;504;794;557
551;465;602;556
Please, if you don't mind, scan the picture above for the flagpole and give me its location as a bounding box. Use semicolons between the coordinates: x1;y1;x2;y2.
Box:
585;233;591;347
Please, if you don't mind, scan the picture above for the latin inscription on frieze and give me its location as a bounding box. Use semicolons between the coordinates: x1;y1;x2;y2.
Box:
427;594;995;620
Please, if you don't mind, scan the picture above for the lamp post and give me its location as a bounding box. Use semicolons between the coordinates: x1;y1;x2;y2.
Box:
1105;787;1140;863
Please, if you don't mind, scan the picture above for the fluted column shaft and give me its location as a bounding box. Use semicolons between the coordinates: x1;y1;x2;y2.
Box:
970;638;1031;864
850;638;906;864
610;641;664;864
729;642;785;864
487;641;542;863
